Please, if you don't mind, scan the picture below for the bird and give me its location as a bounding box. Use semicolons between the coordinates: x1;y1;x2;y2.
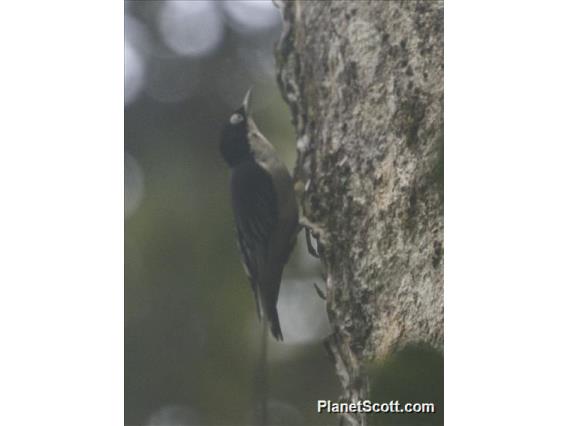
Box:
220;89;299;341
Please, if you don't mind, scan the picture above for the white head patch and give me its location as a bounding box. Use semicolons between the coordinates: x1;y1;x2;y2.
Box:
230;113;244;125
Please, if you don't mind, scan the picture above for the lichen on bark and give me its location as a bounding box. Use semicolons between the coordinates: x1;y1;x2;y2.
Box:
275;1;444;425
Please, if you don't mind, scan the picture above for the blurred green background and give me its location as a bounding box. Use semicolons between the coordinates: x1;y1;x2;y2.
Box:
125;1;339;425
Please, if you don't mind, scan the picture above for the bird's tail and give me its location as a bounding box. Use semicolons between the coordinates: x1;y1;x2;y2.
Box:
266;304;283;341
257;259;284;341
253;282;283;340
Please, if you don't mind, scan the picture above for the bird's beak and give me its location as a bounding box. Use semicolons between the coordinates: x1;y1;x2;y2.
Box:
242;87;253;113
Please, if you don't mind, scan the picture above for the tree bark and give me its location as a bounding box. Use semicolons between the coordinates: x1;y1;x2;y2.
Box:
275;1;444;424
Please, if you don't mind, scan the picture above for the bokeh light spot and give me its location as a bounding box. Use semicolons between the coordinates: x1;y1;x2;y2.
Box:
147;404;200;426
125;14;150;106
125;39;145;106
223;0;281;33
159;0;223;57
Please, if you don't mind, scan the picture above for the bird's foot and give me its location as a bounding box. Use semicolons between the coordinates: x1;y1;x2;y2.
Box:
305;227;321;258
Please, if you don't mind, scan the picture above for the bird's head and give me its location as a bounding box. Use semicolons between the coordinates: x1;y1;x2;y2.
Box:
220;88;254;167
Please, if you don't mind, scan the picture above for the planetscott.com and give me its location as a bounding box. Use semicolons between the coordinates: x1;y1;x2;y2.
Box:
317;400;436;414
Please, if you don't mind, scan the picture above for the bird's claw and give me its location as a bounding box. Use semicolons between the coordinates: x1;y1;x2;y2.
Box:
313;283;326;300
305;227;320;258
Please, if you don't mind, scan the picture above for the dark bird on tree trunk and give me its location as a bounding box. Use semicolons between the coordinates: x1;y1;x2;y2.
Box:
220;89;298;341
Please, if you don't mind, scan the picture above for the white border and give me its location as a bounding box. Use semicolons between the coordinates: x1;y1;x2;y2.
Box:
0;2;123;425
446;1;568;424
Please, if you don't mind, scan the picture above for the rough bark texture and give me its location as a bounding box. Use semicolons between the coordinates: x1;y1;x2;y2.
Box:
275;1;443;424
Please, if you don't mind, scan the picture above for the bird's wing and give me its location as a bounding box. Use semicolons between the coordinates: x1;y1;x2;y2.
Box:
230;161;278;318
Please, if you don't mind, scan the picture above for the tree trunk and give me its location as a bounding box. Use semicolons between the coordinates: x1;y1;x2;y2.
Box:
275;1;444;424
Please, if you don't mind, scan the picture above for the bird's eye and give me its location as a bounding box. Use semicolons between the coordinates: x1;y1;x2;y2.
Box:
230;113;244;125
